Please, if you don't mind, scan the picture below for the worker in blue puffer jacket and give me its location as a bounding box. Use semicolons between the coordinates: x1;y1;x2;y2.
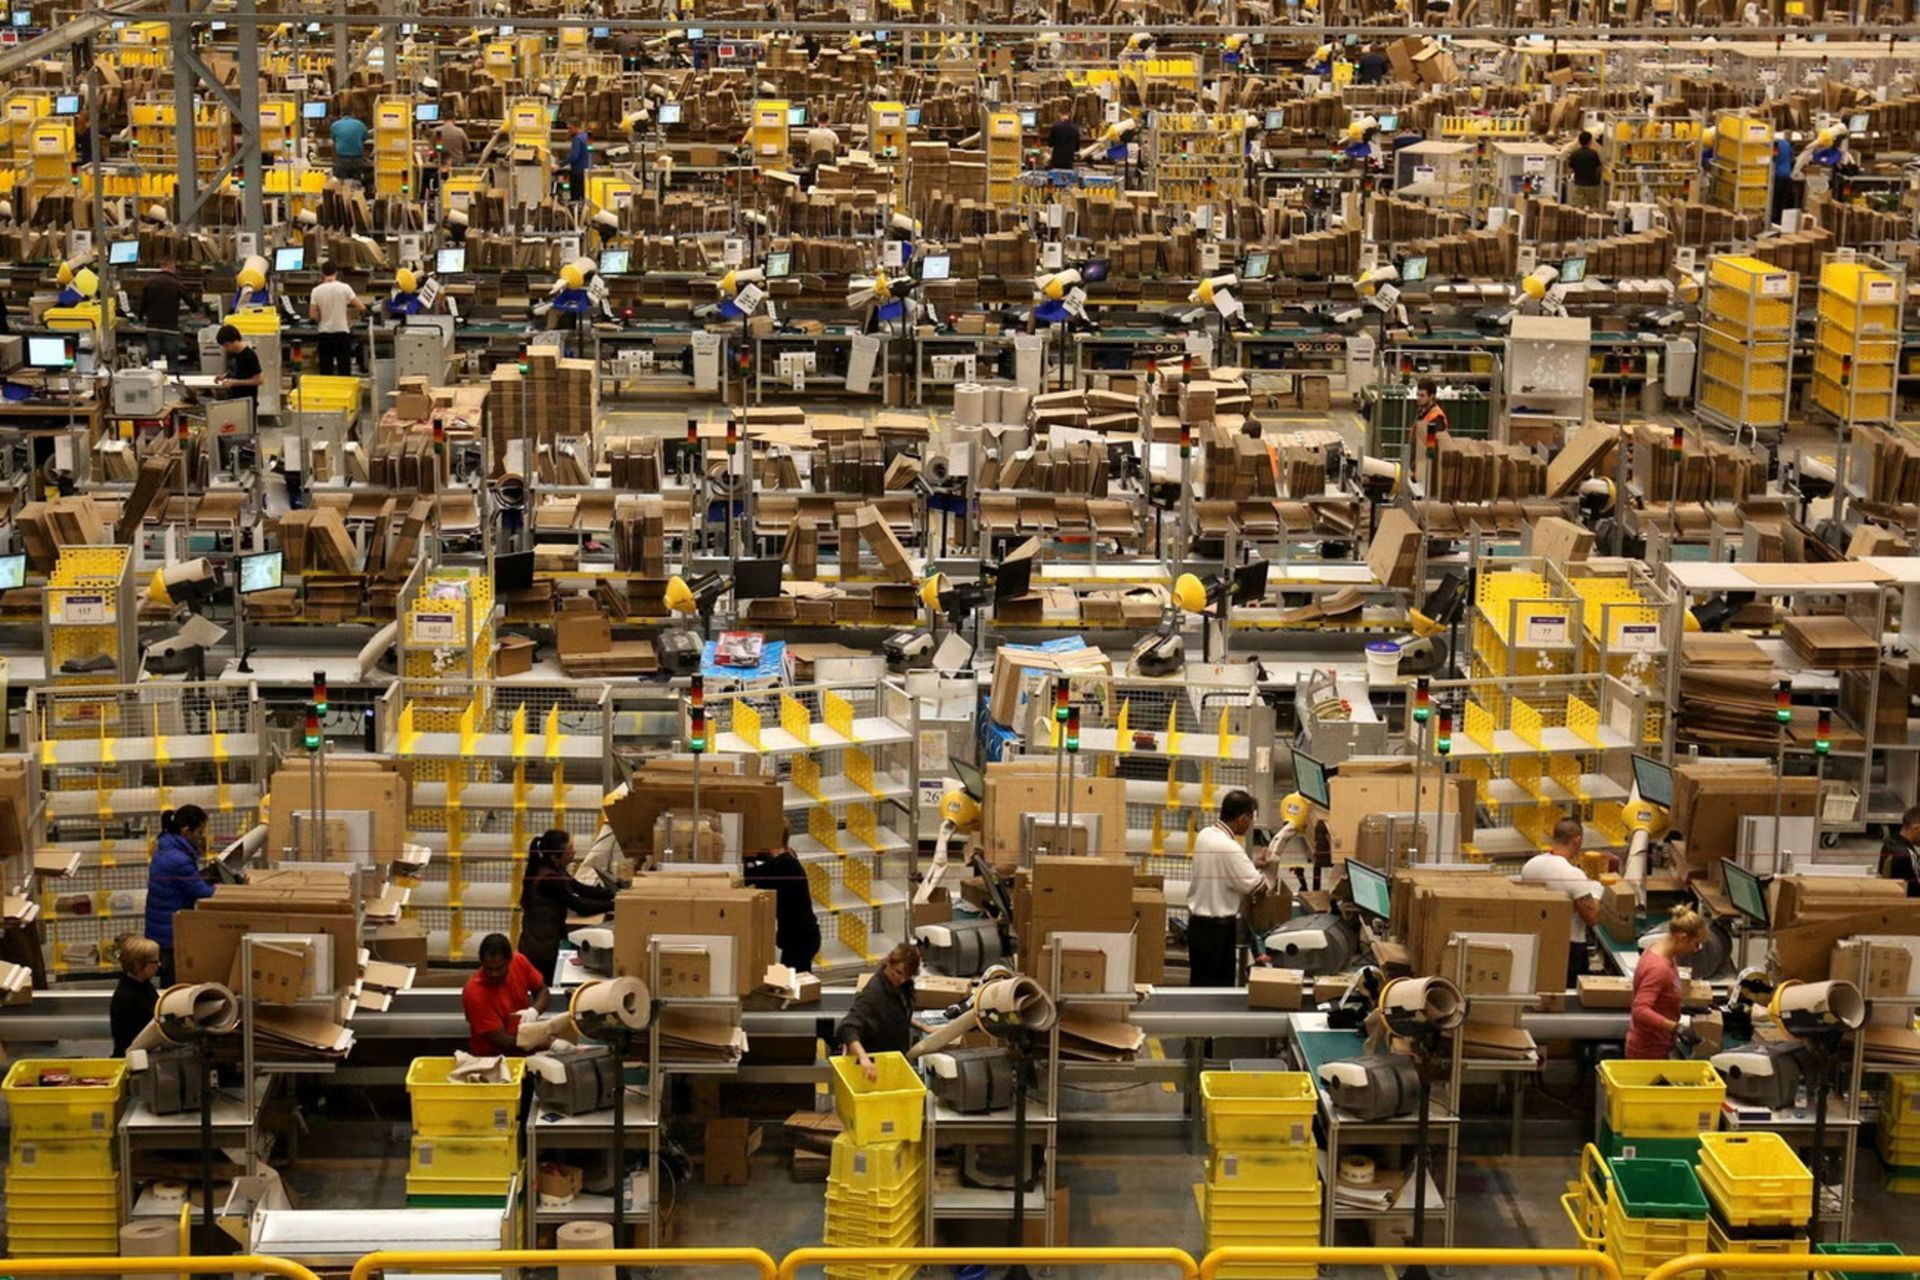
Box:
145;805;214;985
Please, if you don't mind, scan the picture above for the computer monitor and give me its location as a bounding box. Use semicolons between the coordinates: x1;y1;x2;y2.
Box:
599;248;630;276
993;551;1034;601
765;250;792;279
952;757;985;799
1290;746;1332;809
302;101;328;120
1019;108;1037;128
685;27;703;38
1721;860;1769;927
592;25;610;36
0;554;26;591
920;254;951;282
11;12;31;26
1631;753;1674;809
1345;858;1392;920
237;550;284;595
1081;258;1111;284
733;556;784;600
1264;110;1285;131
786;105;807;126
1559;257;1587;285
415;102;440;123
657;102;683;125
27;335;73;369
493;549;535;595
498;23;514;33
1850;112;1869;134
108;240;139;266
906;107;922;126
436;246;466;274
1378;112;1400;132
1231;559;1270;605
1243;251;1271;281
54;93;77;115
1400;254;1429;284
274;246;305;273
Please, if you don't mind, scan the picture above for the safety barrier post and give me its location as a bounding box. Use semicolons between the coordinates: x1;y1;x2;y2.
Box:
779;1247;1200;1279
1201;1246;1626;1280
353;1248;780;1280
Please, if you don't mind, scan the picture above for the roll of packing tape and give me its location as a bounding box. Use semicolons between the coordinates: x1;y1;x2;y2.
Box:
569;976;651;1033
555;1220;615;1280
147;1179;191;1207
1339;1155;1375;1186
121;1218;179;1280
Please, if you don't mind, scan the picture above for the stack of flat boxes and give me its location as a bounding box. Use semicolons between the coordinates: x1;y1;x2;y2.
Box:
4;1058;128;1259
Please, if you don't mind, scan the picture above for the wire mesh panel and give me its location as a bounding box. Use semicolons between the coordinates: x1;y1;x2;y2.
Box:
27;681;264;977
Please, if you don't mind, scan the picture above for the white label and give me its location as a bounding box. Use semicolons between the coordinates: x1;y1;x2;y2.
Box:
1523;153;1547;173
1761;273;1791;298
1617;622;1661;653
1413;165;1436;185
61;594;107;625
1760;66;1779;83
733;283;766;315
1868;279;1897;302
412;611;458;643
1853;66;1873;85
1525;614;1569;646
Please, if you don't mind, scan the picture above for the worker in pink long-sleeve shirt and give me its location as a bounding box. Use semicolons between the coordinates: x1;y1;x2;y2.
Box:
1626;906;1709;1060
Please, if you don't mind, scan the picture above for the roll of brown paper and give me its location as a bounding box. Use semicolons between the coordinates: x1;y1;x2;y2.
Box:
555;1219;615;1280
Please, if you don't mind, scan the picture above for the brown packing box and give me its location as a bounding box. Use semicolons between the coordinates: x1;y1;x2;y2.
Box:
1439;939;1513;995
1772;875;1907;930
1577;975;1632;1009
605;765;785;856
1055;947;1106;995
1367;507;1422;589
1248;967;1307;1010
983;762;1125;869
1531;516;1594;563
703;1118;761;1186
495;635;536;676
1672;765;1818;869
1408;880;1571;993
1132;888;1167;985
613;883;776;996
1830;937;1916;997
854;504;914;581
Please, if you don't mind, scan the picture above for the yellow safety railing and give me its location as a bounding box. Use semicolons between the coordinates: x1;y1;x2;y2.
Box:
353;1249;779;1280
1200;1247;1624;1280
1647;1257;1910;1280
781;1248;1199;1278
0;1260;321;1280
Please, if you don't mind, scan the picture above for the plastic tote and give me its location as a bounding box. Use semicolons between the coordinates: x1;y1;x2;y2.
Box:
829;1052;926;1145
1597;1059;1725;1138
2;1058;128;1139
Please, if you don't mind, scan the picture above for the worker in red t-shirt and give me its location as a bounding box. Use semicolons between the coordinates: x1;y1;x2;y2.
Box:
461;932;549;1055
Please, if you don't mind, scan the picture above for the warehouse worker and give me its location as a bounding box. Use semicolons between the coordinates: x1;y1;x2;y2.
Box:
1626;906;1707;1060
138;258;190;374
561;120;591;203
329;110;369;183
745;830;821;972
838;942;922;1080
309;262;365;378
518;829;616;986
111;935;161;1057
1188;790;1267;987
1519;818;1603;988
434;119;470;165
805;123;840;163
1880;805;1920;897
1566;130;1605;211
462;932;549;1055
1356;42;1389;84
1770;131;1795;223
1414;377;1449;439
1792;124;1849;204
1046;115;1081;172
145;805;215;986
214;324;264;403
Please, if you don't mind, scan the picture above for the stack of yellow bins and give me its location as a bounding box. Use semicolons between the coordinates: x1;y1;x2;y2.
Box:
1199;1071;1321;1279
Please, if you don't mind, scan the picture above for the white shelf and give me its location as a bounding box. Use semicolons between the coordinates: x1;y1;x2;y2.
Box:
793;830;914;859
781;773;913;808
399;731;603;762
412;782;598;810
1481;773;1627;807
39;733;261;767
44;783;263;817
1427;725;1633;760
1064;726;1249;763
712;717;912;758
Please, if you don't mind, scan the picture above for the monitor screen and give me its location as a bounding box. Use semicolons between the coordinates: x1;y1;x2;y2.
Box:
1243;251;1270;281
1721;860;1769;927
656;102;683;125
27;335;72;369
599;248;630;275
1850;112;1869;134
493;549;535;594
1264;109;1285;131
0;553;26;591
498;23;514;33
1345;858;1392;920
436;246;466;274
920;254;951;282
685;27;704;38
11;12;31;26
1559;257;1587;284
906;107;922;126
1290;746;1332;809
1019;109;1037;128
238;550;284;594
952;757;984;799
1401;254;1429;284
274;246;305;272
1631;754;1674;809
108;240;139;266
764;250;792;279
593;25;610;36
414;102;440;122
1378;112;1400;132
1231;559;1269;604
1082;258;1111;284
733;556;784;600
786;105;807;126
54;94;78;115
302;101;328;120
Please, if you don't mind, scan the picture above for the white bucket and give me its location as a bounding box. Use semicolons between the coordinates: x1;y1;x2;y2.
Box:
1365;641;1402;684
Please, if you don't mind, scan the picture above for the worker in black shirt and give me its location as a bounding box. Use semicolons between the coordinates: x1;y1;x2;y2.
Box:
1566;130;1606;211
1046;116;1081;172
139;259;189;373
1882;806;1920;897
215;323;263;402
744;831;822;972
1356;44;1389;84
837;942;923;1080
110;935;160;1056
517;828;616;986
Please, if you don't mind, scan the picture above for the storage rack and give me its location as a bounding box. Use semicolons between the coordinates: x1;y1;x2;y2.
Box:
1151;112;1249;207
1696;254;1796;437
26;680;267;976
373;94;414;197
43;545;139;688
1814;251;1904;430
704;678;921;979
1552;558;1678;754
523;1078;658;1245
1610;115;1703;203
985;110;1022;206
384;678;614;962
1708;114;1773;213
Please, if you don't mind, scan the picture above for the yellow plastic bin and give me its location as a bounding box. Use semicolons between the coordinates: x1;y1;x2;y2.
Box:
2;1058;129;1139
405;1056;526;1136
409;1133;519;1181
9;1135;119;1177
1697;1131;1812;1226
1199;1070;1318;1146
1598;1059;1725;1138
827;1131;924;1195
1206;1145;1320;1191
828;1052;926;1145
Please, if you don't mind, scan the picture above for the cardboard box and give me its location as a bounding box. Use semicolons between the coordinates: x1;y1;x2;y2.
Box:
1772;875;1907;930
1672;765;1818;870
614;884;775;997
655;945;715;996
1056;947;1107;994
231;935;324;1005
1367;507;1421;589
1132;888;1167;985
1831;937;1917;997
372;921;429;969
703;1118;761;1186
1439;939;1513;995
495;635;537;676
1248;967;1307;1010
605;765;785;857
1407;880;1571;993
1577;975;1632;1009
983;761;1126;870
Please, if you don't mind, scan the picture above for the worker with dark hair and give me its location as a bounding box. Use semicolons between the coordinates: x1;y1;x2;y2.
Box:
146;805;214;985
1414;377;1449;439
1881;806;1920;897
1187;790;1266;987
517;828;616;985
744;830;821;972
837;942;921;1080
1520;817;1603;987
462;932;548;1055
215;324;263;403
